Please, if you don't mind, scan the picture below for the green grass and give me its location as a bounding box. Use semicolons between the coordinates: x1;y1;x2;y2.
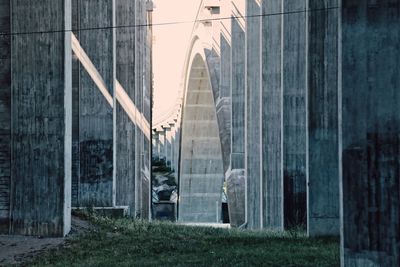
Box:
28;215;339;267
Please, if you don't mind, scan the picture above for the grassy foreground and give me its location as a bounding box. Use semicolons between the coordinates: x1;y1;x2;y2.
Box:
29;215;339;267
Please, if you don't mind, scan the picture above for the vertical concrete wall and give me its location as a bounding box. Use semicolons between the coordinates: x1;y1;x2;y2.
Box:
0;0;11;234
307;0;340;237
341;1;400;265
78;0;114;206
245;0;262;230
282;0;307;229
261;0;284;231
10;0;72;236
115;0;136;211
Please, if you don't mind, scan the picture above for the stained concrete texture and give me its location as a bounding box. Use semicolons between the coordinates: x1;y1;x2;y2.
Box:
341;1;400;266
9;0;72;236
0;0;11;234
76;0;114;207
307;0;340;237
0;0;152;237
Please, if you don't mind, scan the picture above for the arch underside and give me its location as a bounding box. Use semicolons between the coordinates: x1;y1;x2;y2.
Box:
179;54;224;223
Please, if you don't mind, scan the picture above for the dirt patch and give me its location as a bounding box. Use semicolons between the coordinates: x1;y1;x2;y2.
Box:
0;216;92;266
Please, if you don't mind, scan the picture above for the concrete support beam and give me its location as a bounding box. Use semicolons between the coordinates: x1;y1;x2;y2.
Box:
0;0;11;234
245;0;262;230
341;1;400;265
261;0;284;231
76;0;115;207
10;0;72;236
307;0;340;237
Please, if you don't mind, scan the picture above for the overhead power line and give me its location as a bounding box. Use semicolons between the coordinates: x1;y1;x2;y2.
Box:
0;6;339;37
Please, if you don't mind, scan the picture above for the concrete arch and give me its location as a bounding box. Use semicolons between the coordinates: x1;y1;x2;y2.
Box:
178;36;225;223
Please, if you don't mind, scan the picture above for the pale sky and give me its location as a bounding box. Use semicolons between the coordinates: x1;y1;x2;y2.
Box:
152;0;202;124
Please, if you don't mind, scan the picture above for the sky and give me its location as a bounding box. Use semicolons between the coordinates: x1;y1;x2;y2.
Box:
152;0;202;124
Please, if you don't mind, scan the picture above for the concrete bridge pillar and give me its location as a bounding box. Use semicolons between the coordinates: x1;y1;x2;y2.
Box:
260;0;340;234
307;0;340;237
341;1;400;265
0;0;11;234
152;131;160;160
74;0;115;207
115;0;136;213
261;0;284;231
0;0;72;236
168;122;176;171
157;128;166;162
162;125;172;168
226;16;246;227
245;0;262;230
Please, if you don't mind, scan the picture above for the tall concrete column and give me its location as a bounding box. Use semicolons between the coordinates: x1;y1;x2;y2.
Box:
261;0;284;231
218;35;231;173
226;16;246;228
115;0;136;212
307;0;340;237
0;0;11;234
230;18;245;171
282;0;307;229
341;1;400;266
10;0;72;236
245;0;262;230
134;0;144;218
77;0;115;207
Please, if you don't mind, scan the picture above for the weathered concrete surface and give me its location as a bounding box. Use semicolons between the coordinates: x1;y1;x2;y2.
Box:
217;35;231;173
179;54;224;223
282;0;307;229
230;18;245;170
341;1;400;266
261;0;284;231
10;0;72;236
77;0;114;207
226;17;246;227
0;0;11;234
245;0;262;230
71;0;81;208
307;0;340;237
115;0;136;212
